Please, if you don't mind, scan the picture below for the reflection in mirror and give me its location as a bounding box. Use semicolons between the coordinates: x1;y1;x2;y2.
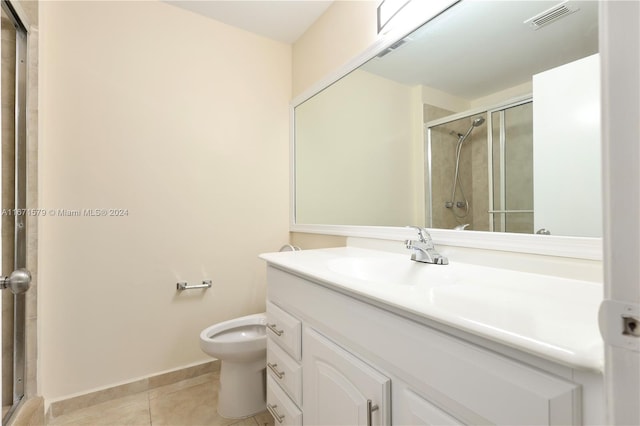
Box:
427;99;534;233
294;0;600;238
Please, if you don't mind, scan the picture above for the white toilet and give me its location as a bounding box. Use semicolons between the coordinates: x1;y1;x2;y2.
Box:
199;313;267;419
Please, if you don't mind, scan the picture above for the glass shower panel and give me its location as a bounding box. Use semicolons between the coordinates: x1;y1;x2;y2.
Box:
490;101;533;233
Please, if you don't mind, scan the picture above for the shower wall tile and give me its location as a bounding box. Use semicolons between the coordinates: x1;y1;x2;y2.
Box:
427;106;478;230
471;119;490;232
18;0;39;26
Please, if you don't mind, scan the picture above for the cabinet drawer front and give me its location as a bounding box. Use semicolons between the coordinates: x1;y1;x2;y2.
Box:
267;375;302;426
267;339;302;406
267;301;302;360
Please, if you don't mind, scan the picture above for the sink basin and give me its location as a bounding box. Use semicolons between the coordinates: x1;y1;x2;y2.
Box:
326;255;454;287
260;247;604;370
326;253;602;352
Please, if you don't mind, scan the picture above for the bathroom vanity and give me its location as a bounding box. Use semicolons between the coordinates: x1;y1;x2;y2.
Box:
261;247;604;425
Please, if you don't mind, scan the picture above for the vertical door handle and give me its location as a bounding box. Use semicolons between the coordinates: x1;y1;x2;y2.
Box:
367;399;379;426
0;269;31;294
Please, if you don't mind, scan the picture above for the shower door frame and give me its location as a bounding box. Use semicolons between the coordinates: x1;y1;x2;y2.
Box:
486;97;533;233
424;94;532;231
1;0;29;423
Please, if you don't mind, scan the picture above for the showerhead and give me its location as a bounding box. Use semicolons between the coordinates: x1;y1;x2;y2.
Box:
472;117;485;127
457;116;485;144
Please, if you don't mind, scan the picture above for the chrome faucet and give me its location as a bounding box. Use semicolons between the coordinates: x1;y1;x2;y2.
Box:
405;226;448;265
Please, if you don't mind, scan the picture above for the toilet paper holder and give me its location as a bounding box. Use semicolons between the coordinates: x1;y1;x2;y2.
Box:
176;280;212;291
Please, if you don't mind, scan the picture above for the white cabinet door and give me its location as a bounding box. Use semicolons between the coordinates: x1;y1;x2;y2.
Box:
396;388;464;426
303;327;390;426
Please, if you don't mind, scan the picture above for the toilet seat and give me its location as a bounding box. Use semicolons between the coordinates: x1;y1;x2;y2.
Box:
209;324;264;343
199;312;267;418
200;313;267;362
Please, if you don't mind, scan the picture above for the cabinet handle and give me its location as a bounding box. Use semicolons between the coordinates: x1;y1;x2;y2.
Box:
267;403;285;423
267;323;284;336
267;362;285;379
367;399;379;426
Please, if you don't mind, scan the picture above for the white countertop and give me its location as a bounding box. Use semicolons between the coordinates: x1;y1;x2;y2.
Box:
260;247;604;372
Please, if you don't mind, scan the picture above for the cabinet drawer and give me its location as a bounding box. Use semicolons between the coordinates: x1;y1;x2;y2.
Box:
267;375;302;426
267;339;302;406
266;301;302;360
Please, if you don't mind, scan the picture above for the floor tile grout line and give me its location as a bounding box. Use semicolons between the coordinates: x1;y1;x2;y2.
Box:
147;389;153;426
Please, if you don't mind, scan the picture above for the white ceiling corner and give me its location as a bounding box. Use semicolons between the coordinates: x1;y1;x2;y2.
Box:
165;1;334;44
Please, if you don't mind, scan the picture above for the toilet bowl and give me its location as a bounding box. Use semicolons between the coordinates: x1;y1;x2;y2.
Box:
199;313;267;419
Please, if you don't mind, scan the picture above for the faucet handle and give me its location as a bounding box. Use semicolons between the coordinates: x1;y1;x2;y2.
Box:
405;226;429;243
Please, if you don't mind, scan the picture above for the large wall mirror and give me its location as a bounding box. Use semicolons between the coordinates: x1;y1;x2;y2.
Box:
293;0;601;244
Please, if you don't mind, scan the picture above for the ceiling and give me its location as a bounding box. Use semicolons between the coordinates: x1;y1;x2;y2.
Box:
165;0;334;44
361;0;598;100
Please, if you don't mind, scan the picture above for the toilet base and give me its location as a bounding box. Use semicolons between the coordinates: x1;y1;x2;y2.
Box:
217;357;266;419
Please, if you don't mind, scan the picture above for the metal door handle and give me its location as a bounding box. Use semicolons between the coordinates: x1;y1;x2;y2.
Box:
267;403;285;423
0;269;31;294
267;323;284;336
367;399;379;426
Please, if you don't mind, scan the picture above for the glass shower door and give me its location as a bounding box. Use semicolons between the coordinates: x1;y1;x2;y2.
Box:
489;100;534;233
0;1;30;423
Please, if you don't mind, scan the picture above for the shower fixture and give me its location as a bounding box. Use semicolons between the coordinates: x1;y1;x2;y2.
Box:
445;116;485;216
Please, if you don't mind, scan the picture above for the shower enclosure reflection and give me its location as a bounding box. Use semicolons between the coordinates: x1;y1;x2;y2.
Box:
427;99;533;233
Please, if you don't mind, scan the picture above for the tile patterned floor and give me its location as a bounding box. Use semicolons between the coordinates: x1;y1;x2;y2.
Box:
47;372;275;426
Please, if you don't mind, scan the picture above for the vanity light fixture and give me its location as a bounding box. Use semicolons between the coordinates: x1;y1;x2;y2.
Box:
377;0;411;34
377;0;458;36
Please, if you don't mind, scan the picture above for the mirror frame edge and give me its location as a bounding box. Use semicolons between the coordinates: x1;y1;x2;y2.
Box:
289;1;603;261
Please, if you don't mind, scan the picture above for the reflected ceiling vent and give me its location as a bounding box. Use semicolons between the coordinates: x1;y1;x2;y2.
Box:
376;37;412;58
524;1;579;30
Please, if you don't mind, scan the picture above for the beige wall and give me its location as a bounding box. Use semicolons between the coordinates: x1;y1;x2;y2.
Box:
292;1;377;99
38;0;290;401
